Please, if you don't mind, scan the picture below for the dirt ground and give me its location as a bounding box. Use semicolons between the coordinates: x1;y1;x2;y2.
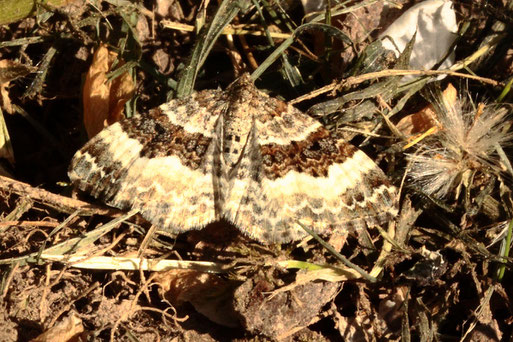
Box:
1;0;513;341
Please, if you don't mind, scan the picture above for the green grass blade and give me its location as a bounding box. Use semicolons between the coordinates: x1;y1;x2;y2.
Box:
177;0;251;98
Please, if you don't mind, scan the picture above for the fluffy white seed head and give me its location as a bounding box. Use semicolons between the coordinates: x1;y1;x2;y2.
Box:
407;100;511;199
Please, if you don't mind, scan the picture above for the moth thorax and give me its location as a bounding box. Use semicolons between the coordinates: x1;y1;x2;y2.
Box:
222;119;251;166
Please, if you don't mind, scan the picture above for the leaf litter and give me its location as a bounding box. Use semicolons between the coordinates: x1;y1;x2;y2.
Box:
0;0;512;341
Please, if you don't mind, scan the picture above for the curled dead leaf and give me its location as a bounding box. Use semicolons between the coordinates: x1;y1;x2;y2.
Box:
30;312;84;342
83;45;135;138
154;269;240;327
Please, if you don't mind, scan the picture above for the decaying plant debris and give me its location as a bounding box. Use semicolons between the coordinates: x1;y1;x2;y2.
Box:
1;0;513;341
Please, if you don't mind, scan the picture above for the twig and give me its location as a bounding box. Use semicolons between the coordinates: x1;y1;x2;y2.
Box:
339;69;502;88
0;262;19;300
0;175;120;216
0;220;63;227
290;69;502;105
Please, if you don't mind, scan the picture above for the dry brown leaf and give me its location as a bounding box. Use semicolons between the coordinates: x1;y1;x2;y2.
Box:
154;269;239;327
0;59;34;114
82;45;135;138
0;107;14;164
397;83;457;137
234;275;340;339
30;312;84;342
0;60;35;84
0;85;11;114
108;70;135;125
82;45;115;137
0;60;27;164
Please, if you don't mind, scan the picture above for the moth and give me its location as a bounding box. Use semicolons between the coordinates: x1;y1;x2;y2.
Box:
69;74;397;243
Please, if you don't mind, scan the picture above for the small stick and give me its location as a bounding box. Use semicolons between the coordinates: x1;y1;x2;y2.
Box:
290;69;502;105
0;175;120;216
